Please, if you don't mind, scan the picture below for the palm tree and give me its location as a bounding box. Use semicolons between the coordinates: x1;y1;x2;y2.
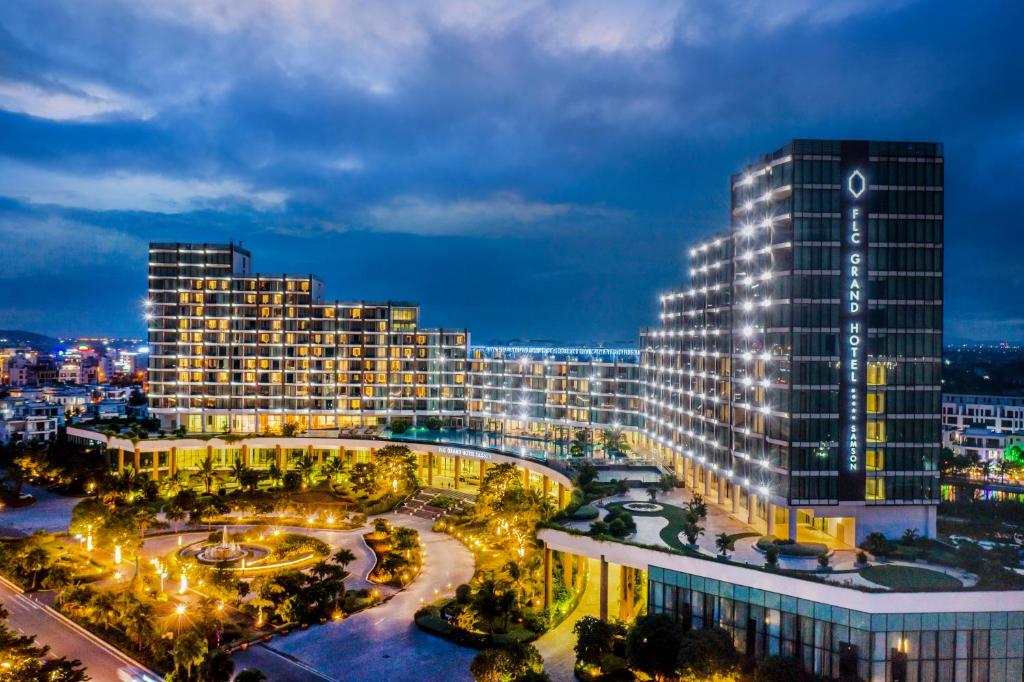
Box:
132;505;162;539
89;591;120;632
332;548;357;572
122;602;155;652
20;547;49;589
165;504;188;532
160;470;185;497
322;456;343;485
230;460;249;491
715;532;734;557
267;463;284;488
296;454;317;488
569;431;591;458
172;630;208;680
194;454;218;494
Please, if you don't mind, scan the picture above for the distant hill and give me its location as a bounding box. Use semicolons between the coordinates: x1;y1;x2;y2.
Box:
0;330;61;353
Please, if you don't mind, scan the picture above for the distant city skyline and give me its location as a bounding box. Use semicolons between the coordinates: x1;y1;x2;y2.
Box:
1;1;1023;343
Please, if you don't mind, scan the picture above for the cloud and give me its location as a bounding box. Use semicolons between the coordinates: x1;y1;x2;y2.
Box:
0;78;153;122
0;160;287;213
0;212;145;277
361;192;622;236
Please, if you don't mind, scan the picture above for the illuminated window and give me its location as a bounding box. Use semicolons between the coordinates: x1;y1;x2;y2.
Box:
866;450;884;471
866;392;885;414
350;399;361;409
866;420;886;443
865;477;885;500
867;362;887;386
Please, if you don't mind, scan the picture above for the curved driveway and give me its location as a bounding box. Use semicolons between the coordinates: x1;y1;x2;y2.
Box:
230;512;477;681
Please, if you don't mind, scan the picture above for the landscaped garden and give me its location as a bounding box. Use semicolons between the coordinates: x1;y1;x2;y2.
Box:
418;462;572;649
0;436;437;681
365;518;422;587
859;564;964;591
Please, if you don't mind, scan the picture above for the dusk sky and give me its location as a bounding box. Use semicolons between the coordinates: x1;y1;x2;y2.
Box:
1;1;1022;343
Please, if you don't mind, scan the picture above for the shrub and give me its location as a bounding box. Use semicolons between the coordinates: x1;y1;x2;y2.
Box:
456;583;473;604
861;532;896;558
589;521;609;537
571;505;600;521
856;550;868;565
817;552;830;569
390;418;412;434
764;543;780;568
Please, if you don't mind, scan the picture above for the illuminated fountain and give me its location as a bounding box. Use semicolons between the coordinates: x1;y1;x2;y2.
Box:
197;526;246;563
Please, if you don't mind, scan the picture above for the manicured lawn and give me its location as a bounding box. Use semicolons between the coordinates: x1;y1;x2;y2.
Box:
604;501;695;551
860;564;963;591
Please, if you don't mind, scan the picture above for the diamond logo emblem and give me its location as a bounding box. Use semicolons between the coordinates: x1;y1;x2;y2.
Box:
847;170;866;198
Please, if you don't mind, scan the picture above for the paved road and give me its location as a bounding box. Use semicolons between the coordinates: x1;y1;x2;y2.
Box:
0;576;157;681
0;483;79;535
231;513;477;681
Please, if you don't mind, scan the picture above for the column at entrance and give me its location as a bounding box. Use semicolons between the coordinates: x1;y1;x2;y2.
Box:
454;457;461;491
599;556;609;621
427;452;434;486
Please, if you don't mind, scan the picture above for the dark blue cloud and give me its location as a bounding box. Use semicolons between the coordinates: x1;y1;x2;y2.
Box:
0;0;1022;341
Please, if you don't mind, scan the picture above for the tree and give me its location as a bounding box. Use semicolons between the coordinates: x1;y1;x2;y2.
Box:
122;601;155;652
714;532;735;557
198;648;234;682
230;460;250;491
901;528;920;546
21;546;49;590
321;456;344;485
646;485;659;502
172;630;208;680
600;428;630;457
573;615;623;666
687;494;708;520
194;454;219;495
470;643;544;682
161;466;186;493
239;467;262;492
626;614;684;681
165;503;189;533
0;604;88;681
681;520;703;546
478;463;524;509
331;548;356;571
374;445;418;493
296;454;317;488
390;418;411;434
281;422;300;437
569;430;591;458
677;627;740;680
267;463;284;488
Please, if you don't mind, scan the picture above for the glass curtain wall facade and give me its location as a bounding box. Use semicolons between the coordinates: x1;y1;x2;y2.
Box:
649;566;1022;682
641;140;943;541
147;243;469;432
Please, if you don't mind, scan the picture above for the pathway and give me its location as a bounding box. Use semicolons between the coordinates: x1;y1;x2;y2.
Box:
534;557;600;682
230;512;477;681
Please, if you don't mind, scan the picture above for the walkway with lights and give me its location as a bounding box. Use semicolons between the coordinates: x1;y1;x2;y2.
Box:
229;511;477;682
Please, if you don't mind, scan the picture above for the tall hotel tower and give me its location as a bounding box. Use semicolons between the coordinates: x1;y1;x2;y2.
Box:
146;243;469;434
641;140;943;543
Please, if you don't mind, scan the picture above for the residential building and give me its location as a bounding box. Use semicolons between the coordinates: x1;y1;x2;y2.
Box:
0;397;59;444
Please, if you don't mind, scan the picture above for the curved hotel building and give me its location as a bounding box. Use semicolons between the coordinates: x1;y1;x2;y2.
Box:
74;139;1022;680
